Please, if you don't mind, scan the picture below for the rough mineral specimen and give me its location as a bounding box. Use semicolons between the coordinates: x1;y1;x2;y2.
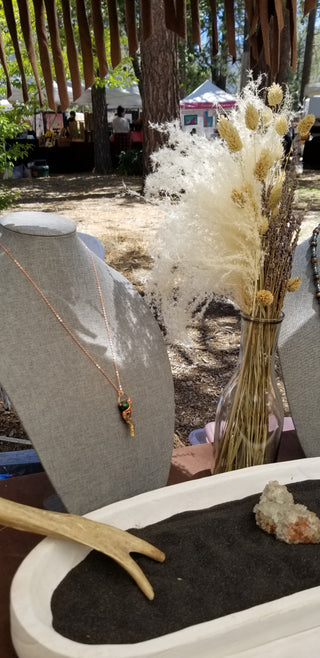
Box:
253;480;320;544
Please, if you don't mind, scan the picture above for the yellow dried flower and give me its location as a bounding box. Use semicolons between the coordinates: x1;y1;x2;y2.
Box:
231;189;246;207
287;277;301;292
256;289;274;306
261;107;273;125
267;83;283;107
217;116;228;139
245;104;259;131
231;184;261;217
274;116;288;136
269;173;285;208
254;148;274;181
217;116;243;152
225;131;243;153
297;114;315;136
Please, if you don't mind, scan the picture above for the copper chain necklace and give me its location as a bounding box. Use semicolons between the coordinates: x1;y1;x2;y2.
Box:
0;238;134;437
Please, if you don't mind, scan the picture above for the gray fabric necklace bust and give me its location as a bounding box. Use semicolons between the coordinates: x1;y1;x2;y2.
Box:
278;227;320;458
0;236;135;437
0;211;175;514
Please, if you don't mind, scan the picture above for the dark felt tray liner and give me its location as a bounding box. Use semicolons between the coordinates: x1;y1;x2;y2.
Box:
51;480;320;644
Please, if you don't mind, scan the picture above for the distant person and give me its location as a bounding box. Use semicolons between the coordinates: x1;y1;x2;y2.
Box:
134;114;143;131
67;110;76;124
112;106;130;133
66;111;78;139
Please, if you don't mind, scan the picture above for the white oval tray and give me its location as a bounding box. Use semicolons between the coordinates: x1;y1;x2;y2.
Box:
10;458;320;658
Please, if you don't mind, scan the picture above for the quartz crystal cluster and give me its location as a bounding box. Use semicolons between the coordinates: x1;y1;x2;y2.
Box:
254;481;320;544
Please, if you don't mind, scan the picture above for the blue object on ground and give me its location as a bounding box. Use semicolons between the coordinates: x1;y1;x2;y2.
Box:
188;428;206;445
0;449;43;476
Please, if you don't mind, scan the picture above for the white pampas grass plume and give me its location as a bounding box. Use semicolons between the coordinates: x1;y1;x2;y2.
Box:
144;76;297;342
146;186;262;341
144;124;263;341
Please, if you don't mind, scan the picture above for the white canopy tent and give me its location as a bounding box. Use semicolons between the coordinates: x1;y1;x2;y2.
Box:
180;79;237;137
8;81;141;110
7;81;141;135
74;83;142;109
8;81;74;106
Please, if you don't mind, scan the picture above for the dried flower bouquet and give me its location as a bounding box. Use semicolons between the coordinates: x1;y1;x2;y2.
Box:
145;77;314;472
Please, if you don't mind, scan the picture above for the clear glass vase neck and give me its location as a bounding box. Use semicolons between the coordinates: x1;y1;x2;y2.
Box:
212;311;284;474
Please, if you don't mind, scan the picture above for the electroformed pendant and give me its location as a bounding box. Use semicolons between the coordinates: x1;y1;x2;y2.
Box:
118;394;135;437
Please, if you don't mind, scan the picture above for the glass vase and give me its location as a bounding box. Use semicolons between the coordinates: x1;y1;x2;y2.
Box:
212;313;284;474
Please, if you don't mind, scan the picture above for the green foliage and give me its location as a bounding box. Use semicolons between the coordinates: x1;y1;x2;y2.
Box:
0;184;17;211
179;0;318;101
179;0;245;96
0;107;32;172
117;149;143;176
0;1;139;177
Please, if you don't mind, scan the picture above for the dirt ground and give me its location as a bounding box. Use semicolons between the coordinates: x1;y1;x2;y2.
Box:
1;169;320;450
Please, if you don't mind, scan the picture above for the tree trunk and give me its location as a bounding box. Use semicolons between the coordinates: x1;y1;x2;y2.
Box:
211;36;228;89
251;13;290;89
132;52;142;96
140;0;180;176
210;7;228;90
276;10;291;88
91;84;112;174
300;7;317;104
178;39;187;100
240;16;250;90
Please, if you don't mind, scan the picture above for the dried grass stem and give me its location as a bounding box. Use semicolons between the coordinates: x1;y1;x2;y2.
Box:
213;316;283;472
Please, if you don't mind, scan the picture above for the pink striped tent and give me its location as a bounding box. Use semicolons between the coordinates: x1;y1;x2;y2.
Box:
180;80;237;111
180;80;237;135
